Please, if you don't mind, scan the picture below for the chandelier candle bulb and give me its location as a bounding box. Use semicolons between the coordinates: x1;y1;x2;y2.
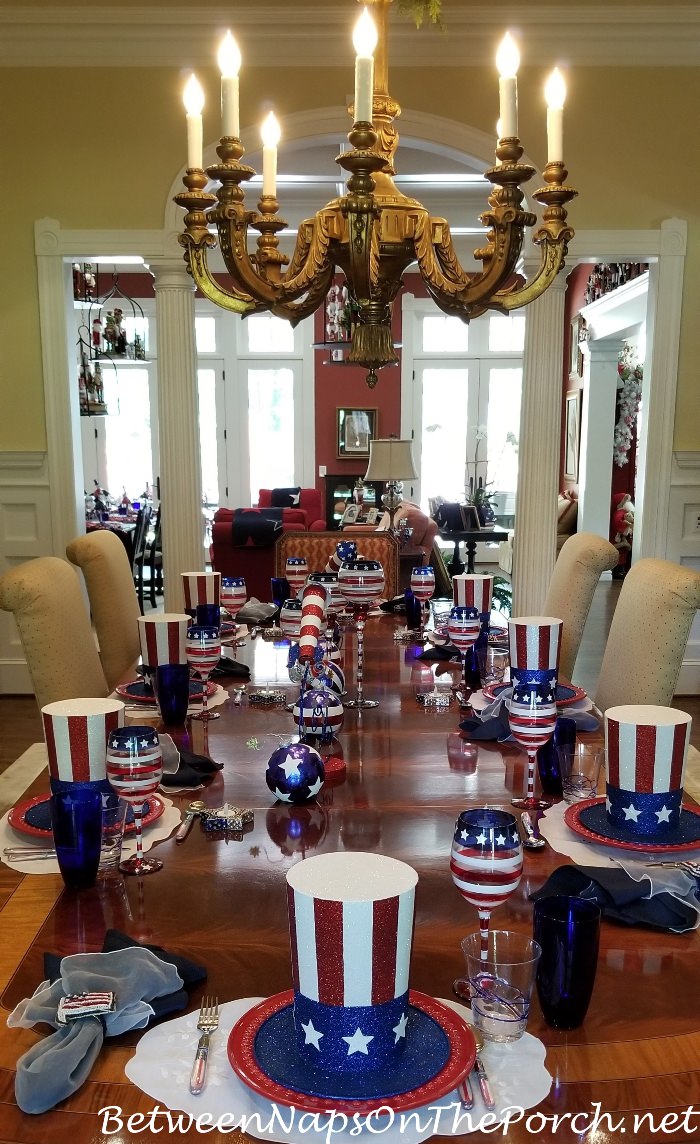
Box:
496;32;520;139
218;31;241;138
353;8;378;124
261;111;281;196
545;68;566;164
183;73;205;170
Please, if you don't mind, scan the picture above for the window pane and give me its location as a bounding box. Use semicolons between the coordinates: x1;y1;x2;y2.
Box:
420;368;469;509
195;316;217;353
486;367;521;504
422;316;469;354
103;368;153;499
248;368;295;503
198;368;219;506
121;314;149;356
246;314;294;354
488;314;525;352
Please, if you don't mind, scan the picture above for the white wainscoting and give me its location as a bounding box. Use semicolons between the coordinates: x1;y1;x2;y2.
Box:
0;452;52;693
668;452;700;695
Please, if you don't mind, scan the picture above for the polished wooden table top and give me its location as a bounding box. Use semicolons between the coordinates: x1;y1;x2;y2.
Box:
0;617;699;1142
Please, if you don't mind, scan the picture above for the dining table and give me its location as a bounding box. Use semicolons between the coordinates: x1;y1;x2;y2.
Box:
0;614;699;1142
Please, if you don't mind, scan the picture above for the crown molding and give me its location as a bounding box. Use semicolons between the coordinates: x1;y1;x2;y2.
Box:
0;6;698;67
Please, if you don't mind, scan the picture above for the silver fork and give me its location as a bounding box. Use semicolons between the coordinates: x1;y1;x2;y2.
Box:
189;997;220;1095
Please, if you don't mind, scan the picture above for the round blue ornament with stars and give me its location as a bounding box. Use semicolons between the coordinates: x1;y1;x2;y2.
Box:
266;742;325;805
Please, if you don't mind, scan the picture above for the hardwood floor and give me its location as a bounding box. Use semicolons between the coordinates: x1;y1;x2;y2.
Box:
1;578;699;771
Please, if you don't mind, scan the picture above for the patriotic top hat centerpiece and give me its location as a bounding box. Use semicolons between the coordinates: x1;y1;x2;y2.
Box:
574;704;700;848
228;851;475;1105
42;698;125;786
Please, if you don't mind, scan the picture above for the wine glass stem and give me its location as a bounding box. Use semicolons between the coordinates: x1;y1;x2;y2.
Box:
201;672;209;716
526;752;536;802
478;908;491;962
134;809;144;871
356;615;365;704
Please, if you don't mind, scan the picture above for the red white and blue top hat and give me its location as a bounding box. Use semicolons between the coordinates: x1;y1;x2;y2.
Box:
181;571;221;610
137;614;189;668
42;698;124;784
286;853;416;1075
508;615;562;695
453;574;493;616
577;705;700;846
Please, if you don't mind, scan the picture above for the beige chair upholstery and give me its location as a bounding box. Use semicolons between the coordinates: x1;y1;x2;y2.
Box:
595;558;700;712
543;532;619;681
0;557;109;709
66;530;141;690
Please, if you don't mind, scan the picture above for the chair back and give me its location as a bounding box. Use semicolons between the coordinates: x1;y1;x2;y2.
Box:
66;529;141;690
543;531;619;681
131;503;153;568
0;556;109;709
595;557;700;711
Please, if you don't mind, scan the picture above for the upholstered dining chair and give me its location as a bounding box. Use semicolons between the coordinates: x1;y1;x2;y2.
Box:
0;556;109;710
543;531;619;681
595;557;700;712
66;529;141;691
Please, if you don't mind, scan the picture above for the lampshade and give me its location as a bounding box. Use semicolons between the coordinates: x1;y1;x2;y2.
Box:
364;439;417;482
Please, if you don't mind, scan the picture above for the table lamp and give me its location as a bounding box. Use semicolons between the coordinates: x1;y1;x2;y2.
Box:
364;438;418;528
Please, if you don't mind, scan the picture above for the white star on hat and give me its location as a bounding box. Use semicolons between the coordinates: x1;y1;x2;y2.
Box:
302;1020;324;1049
343;1027;374;1055
621;803;641;822
655;805;672;824
392;1013;408;1043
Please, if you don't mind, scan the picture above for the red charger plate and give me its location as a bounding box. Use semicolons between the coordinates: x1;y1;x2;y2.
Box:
115;679;216;704
564;798;700;853
7;793;165;840
228;989;475;1115
482;680;588;708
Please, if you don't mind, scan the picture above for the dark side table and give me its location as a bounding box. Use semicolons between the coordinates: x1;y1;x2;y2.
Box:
440;528;509;576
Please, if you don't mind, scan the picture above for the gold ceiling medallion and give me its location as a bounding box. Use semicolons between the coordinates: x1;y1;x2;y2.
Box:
175;0;575;387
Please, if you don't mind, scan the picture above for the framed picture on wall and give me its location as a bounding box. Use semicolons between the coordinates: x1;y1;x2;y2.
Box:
337;407;377;459
569;316;584;378
564;390;582;481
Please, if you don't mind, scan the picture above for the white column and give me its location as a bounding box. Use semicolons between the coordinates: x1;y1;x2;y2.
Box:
578;338;624;539
511;272;567;615
150;260;204;611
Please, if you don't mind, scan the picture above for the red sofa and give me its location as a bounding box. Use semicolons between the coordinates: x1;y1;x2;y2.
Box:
211;488;326;601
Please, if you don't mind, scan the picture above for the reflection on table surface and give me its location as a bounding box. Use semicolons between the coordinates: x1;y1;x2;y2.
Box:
1;614;699;1142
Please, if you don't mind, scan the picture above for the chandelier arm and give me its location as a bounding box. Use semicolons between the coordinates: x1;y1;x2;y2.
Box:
495;227;575;310
183;242;258;315
216;214;283;305
274;213;336;300
271;266;336;326
413;212;524;309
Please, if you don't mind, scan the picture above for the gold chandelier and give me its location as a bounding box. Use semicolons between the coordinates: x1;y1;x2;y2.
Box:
175;0;575;387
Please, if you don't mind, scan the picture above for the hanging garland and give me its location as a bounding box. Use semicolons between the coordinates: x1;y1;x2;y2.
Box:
613;345;642;468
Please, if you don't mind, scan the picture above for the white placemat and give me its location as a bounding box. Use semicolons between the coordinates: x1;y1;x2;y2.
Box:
0;795;180;875
538;800;700;927
125;996;550;1141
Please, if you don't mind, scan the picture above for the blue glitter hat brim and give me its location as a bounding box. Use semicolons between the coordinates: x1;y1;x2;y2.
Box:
574;799;700;850
254;1000;451;1100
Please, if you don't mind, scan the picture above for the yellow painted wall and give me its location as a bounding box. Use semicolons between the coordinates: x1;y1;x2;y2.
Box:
0;58;699;450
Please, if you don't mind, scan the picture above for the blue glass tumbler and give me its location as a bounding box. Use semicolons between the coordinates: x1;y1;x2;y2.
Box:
536;716;576;798
155;663;191;725
196;603;221;628
534;895;601;1029
49;782;103;890
404;589;423;631
271;577;291;609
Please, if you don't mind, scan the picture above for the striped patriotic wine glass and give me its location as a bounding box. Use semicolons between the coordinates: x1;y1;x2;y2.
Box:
186;624;222;722
508;616;563;811
286;557;309;600
221;576;247;647
410;565;435;637
106;726;163;876
450;807;523;987
447;605;482;708
338;558;384;709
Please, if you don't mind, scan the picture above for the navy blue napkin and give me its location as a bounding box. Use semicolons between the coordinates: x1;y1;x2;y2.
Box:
160;748;224;789
210;655;250;680
530;866;698;932
459;705;512;742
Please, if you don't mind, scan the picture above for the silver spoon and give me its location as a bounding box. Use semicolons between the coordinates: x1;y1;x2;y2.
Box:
519;811;547;850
